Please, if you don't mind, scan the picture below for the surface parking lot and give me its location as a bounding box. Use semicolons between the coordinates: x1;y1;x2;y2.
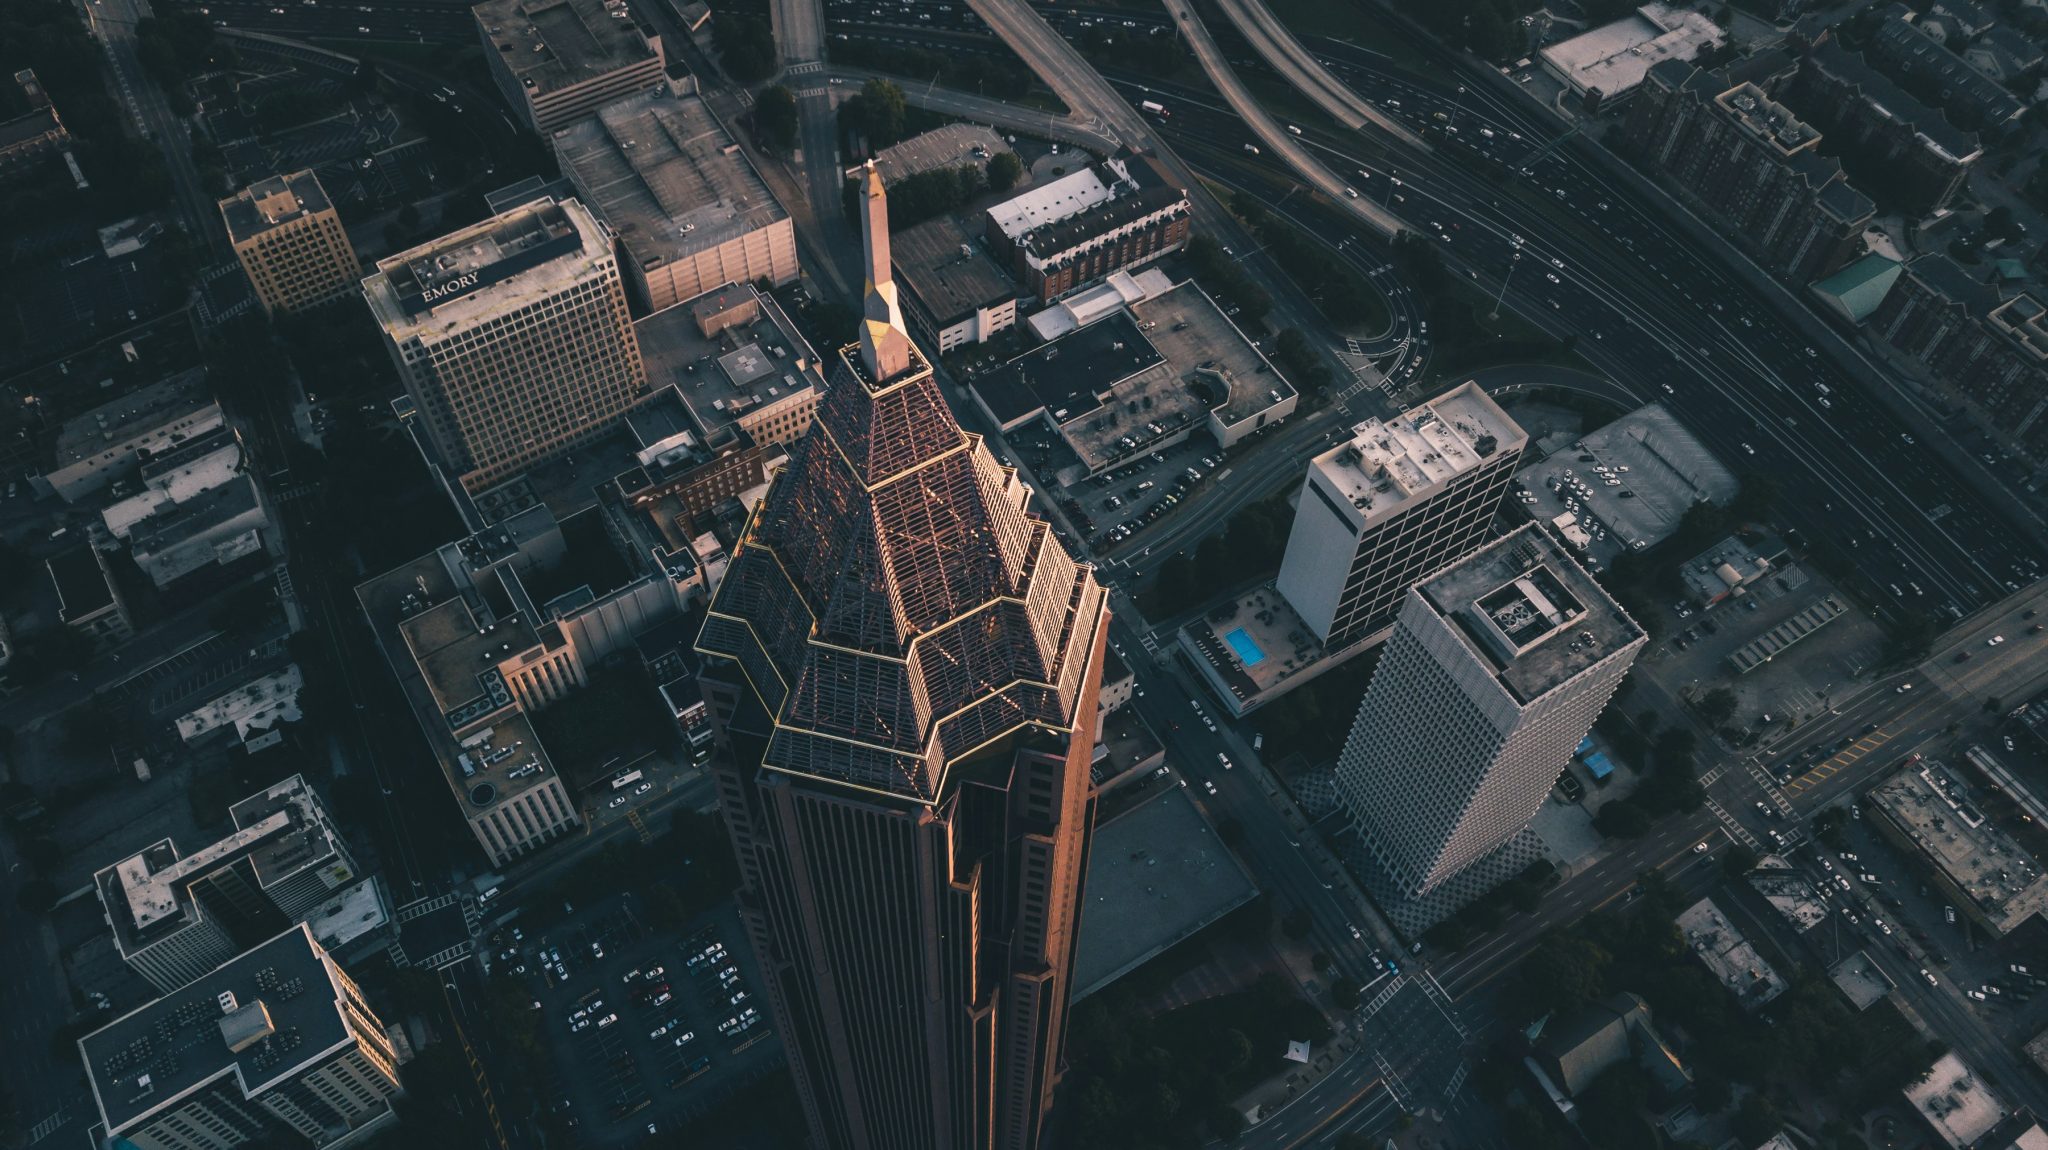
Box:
505;898;780;1143
1050;438;1227;552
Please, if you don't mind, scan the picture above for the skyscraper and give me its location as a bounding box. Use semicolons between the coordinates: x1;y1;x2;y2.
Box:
362;196;646;493
1337;523;1644;932
1275;381;1526;650
695;163;1111;1150
220;170;361;316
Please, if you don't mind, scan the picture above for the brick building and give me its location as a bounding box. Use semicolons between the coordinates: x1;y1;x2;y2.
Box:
982;153;1191;300
1621;60;1873;284
1869;255;2048;450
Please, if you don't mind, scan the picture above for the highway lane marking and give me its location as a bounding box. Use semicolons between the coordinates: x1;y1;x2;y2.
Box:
1786;729;1893;792
1274;1076;1387;1150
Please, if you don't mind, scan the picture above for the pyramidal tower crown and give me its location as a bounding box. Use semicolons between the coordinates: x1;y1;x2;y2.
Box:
696;165;1108;802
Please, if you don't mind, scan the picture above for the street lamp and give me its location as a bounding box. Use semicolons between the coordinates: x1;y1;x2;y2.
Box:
1492;250;1521;321
1381;173;1401;208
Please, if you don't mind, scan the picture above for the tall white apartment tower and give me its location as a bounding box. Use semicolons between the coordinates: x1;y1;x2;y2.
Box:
1337;523;1644;933
1276;382;1527;651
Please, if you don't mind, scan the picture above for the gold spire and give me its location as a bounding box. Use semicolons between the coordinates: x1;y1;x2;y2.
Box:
855;160;912;381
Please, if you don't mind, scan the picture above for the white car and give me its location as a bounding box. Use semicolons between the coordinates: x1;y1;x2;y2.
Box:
596;1013;619;1029
1693;841;1710;854
608;795;628;808
1921;969;1938;987
1989;635;2006;646
673;1031;697;1046
1204;780;1218;795
1217;753;1232;770
635;781;652;794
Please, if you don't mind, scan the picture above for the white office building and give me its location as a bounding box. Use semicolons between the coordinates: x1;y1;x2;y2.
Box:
1276;382;1526;651
1337;523;1644;933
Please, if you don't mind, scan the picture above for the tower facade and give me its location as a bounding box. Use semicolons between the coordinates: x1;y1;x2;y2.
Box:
695;165;1110;1150
1337;524;1643;932
1276;382;1526;651
220;170;360;316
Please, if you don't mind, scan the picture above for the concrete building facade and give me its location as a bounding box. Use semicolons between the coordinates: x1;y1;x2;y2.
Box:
43;369;224;503
1276;382;1526;651
363;196;647;493
1336;524;1645;932
554;90;797;313
476;0;666;134
220;170;361;316
79;924;404;1150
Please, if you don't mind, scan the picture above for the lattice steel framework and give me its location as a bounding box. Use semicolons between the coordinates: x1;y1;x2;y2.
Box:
698;340;1105;801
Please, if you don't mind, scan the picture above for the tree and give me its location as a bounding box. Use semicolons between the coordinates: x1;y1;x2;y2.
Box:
16;878;56;914
1511;932;1611;1022
1721;844;1759;877
858;78;908;148
1986;205;2023;243
755;85;798;151
986;150;1022;193
18;837;62;873
1730;1093;1783;1146
1594;799;1652;838
712;14;776;83
1697;687;1738;726
1331;978;1361;1010
1693;1071;1733;1113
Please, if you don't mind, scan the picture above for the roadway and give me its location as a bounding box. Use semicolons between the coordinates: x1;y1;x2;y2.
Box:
80;0;230;258
1208;0;1422;148
1067;50;2043;623
1168;3;1404;239
168;0;472;44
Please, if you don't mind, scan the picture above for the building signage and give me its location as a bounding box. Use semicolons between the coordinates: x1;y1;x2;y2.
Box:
421;271;482;304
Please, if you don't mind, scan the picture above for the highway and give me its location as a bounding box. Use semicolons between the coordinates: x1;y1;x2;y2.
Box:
1168;3;1405;239
825;11;2042;625
1209;0;1420;147
168;0;472;43
1081;58;2041;621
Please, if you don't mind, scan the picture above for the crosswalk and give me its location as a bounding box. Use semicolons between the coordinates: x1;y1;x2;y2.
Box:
786;61;823;75
1703;796;1759;851
1744;760;1795;817
27;1110;66;1145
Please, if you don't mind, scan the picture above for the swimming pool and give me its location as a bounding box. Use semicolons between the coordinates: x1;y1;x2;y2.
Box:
1224;627;1267;667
